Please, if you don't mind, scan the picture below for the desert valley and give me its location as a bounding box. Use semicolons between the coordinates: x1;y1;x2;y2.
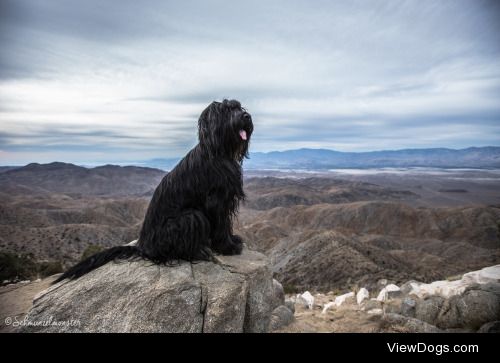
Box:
1;158;499;332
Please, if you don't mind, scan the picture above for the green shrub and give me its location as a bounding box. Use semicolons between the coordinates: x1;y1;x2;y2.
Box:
38;261;64;278
0;252;65;283
80;244;104;261
283;283;299;294
0;252;38;282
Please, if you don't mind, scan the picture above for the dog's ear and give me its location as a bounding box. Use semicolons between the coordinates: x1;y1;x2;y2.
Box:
198;101;220;143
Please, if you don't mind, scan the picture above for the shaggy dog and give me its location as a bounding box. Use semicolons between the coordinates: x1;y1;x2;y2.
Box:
54;99;253;283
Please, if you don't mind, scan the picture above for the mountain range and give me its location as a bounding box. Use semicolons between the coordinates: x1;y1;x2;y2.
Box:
0;160;499;292
244;146;500;169
120;146;500;170
2;147;500;171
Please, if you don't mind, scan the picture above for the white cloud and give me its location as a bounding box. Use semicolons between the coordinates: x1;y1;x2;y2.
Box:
0;0;499;164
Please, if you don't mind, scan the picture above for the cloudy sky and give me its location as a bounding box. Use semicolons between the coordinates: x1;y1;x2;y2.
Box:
1;0;499;165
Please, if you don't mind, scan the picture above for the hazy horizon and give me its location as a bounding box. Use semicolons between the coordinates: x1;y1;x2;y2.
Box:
1;145;499;168
1;0;500;165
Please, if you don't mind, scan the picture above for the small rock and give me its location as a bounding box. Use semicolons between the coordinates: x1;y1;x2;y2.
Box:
126;239;138;246
367;308;383;315
477;321;500;333
270;305;294;331
322;301;335;314
377;288;387;301
334;292;355;307
401;297;417;318
297;291;315;309
284;298;295;314
377;285;401;301
415;296;445;325
400;280;422;295
382;313;442;333
362;299;382;311
271;279;285;310
356;288;369;305
385;284;402;299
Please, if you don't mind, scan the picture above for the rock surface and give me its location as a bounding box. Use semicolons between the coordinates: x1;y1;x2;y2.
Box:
410;265;500;299
270;305;295;331
382;313;442;333
271;279;285;310
436;289;500;330
19;248;275;333
478;321;500;333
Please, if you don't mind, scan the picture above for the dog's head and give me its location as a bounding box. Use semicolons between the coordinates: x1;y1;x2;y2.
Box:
198;99;253;162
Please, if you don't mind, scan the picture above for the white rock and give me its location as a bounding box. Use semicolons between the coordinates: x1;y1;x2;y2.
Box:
334;292;355;307
20;280;30;284
386;284;400;292
125;239;138;246
376;288;387;301
377;284;402;301
322;301;335;314
297;291;315;309
385;284;402;299
415;280;467;299
367;308;383;315
356;288;370;305
407;282;422;296
413;264;500;299
462;265;500;285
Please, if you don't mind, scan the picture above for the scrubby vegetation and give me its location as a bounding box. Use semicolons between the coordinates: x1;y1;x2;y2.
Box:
0;251;63;284
80;244;104;261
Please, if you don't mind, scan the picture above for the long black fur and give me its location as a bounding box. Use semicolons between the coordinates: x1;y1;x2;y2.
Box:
53;99;253;284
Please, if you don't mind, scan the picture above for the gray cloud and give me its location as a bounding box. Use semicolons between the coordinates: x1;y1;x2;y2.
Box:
0;0;499;164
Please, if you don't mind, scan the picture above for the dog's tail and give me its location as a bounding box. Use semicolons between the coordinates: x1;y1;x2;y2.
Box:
52;246;141;285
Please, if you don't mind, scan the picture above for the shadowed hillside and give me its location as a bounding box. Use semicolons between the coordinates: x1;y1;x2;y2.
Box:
1;162;499;293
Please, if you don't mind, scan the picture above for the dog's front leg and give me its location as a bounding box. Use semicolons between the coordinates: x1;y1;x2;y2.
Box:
211;216;243;255
205;193;243;255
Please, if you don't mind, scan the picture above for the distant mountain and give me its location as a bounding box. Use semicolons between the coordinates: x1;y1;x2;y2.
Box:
244;147;500;169
139;158;180;171
0;166;19;173
0;162;166;196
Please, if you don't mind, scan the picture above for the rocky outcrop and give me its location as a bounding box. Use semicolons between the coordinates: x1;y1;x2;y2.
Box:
19;248;281;333
298;264;500;333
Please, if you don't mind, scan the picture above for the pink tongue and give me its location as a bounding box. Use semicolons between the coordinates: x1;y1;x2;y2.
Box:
239;130;247;140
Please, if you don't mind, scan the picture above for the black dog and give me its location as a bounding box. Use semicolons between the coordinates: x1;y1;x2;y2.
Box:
53;99;253;283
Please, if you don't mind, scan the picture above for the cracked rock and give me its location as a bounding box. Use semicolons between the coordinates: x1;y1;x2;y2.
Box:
18;248;274;333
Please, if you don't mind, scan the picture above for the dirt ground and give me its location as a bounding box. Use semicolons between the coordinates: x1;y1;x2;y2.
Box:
0;276;57;333
275;293;387;333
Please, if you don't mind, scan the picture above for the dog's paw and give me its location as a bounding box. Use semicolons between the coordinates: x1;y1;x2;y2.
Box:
213;235;243;255
230;234;243;253
193;246;213;261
